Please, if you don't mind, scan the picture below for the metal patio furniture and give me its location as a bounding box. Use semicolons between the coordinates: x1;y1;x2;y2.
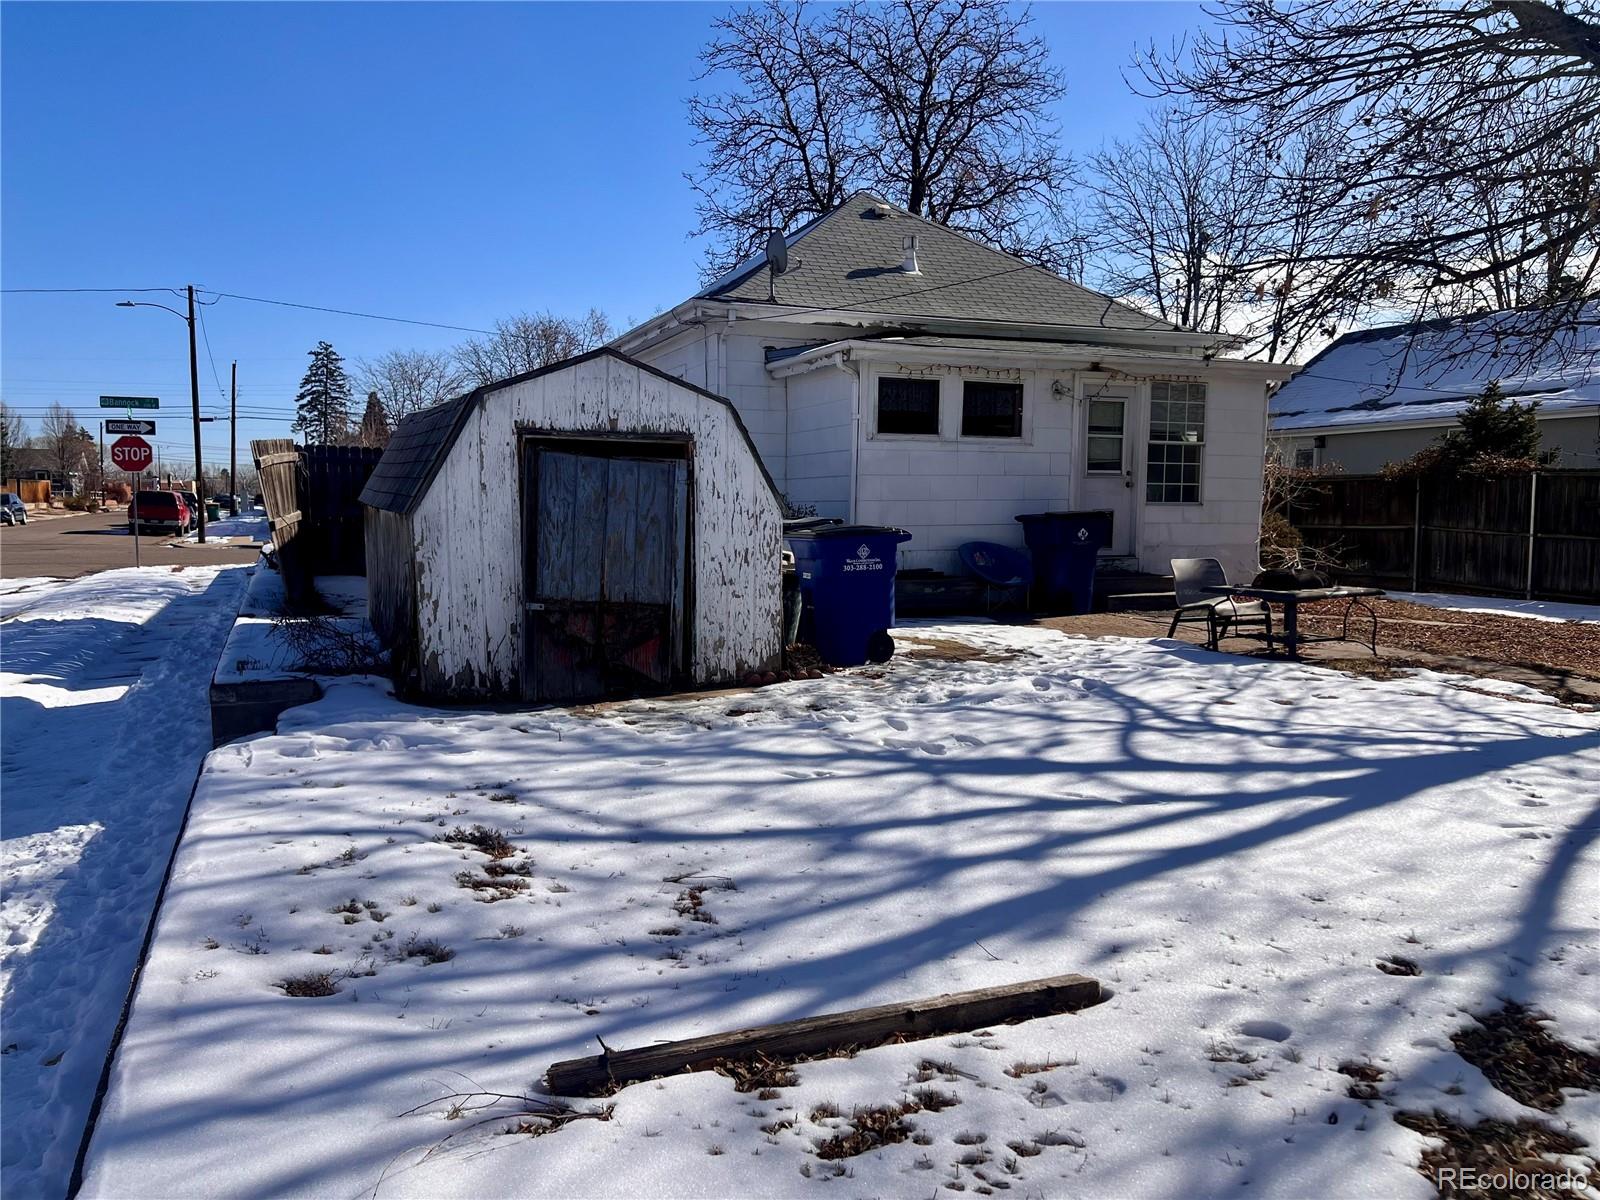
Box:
1201;583;1385;659
1168;558;1273;651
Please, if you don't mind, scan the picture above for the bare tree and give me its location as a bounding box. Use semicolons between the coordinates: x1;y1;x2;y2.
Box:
688;0;1073;275
0;402;25;486
687;1;861;272
39;402;93;483
357;349;465;422
1140;0;1600;360
454;310;612;388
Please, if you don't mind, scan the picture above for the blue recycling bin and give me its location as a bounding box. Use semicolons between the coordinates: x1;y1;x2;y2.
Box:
1015;510;1113;614
785;524;913;666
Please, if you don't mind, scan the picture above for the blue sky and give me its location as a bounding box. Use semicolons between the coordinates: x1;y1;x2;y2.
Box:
1;1;1205;464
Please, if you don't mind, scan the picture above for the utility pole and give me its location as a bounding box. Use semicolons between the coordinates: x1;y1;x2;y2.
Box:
229;360;238;516
187;284;206;543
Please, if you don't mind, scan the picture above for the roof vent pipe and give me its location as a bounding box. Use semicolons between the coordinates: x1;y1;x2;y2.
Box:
901;234;921;275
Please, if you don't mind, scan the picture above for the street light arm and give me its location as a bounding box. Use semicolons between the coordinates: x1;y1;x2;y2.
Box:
115;300;189;322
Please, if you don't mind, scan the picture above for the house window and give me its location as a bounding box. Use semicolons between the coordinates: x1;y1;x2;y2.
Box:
1085;397;1126;473
961;380;1023;437
1145;381;1206;504
877;376;940;435
1293;447;1315;470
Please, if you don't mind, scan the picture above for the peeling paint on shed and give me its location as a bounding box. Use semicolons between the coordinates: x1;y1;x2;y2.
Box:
361;349;783;702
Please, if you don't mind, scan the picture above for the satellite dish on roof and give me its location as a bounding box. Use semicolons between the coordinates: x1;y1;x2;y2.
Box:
765;230;789;277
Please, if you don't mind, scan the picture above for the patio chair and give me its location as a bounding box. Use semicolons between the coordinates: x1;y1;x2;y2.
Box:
1168;558;1273;651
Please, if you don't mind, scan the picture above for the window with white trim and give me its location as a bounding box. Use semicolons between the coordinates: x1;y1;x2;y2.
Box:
876;376;940;435
1145;381;1206;504
961;380;1023;437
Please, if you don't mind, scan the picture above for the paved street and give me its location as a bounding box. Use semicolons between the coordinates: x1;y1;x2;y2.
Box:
0;510;260;579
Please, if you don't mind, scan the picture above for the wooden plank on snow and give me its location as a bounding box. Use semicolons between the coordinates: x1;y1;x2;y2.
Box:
544;972;1101;1096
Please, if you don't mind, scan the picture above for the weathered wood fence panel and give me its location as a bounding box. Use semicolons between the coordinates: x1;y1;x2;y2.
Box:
251;439;309;602
252;441;385;605
302;445;384;576
1286;469;1599;602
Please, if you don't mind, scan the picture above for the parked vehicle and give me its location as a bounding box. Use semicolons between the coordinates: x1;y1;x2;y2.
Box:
129;490;190;535
0;493;27;525
180;491;202;524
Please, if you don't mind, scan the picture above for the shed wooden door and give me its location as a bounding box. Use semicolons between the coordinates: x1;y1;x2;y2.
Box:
523;448;688;703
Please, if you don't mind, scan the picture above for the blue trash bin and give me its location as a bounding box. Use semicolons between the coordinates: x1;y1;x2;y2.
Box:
1015;510;1113;614
786;524;913;666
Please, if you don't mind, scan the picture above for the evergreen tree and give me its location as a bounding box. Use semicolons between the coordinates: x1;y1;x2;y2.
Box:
292;341;352;445
1441;380;1543;462
357;390;391;448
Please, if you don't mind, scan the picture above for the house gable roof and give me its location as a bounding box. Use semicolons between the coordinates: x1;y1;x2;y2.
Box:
698;192;1173;333
359;347;782;515
1269;308;1600;433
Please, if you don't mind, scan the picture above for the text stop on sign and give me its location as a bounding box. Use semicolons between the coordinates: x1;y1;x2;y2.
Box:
110;435;153;473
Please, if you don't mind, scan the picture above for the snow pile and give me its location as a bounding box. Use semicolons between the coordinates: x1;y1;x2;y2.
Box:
77;624;1600;1199
1;565;251;1198
213;571;373;684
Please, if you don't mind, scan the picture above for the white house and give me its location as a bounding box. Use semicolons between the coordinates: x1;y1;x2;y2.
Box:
1270;310;1600;473
615;193;1290;583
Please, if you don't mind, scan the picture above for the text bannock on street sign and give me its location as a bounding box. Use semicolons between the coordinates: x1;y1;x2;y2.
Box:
110;435;154;473
100;396;160;409
105;419;156;435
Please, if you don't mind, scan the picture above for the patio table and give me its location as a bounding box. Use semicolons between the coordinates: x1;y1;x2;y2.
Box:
1202;584;1386;659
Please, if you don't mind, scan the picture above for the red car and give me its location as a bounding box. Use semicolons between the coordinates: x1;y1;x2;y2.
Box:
128;490;191;535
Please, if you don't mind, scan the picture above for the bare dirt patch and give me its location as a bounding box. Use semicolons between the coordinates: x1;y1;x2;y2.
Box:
1394;1110;1599;1199
897;635;1018;663
1450;1002;1600;1112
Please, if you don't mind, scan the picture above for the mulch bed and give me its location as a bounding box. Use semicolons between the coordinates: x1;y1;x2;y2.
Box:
1297;598;1600;680
1451;1002;1600;1113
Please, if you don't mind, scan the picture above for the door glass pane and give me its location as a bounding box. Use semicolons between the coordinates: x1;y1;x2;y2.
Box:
1086;436;1123;473
1086;399;1124;435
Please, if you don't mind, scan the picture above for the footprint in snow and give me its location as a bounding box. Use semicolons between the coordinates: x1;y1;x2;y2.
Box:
884;716;909;731
1235;1019;1293;1042
1072;1076;1127;1102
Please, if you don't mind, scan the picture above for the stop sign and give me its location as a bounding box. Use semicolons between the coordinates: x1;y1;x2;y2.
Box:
110;435;153;473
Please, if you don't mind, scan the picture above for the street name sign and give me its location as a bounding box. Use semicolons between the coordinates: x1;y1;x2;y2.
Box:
105;419;157;435
100;396;160;409
110;435;154;473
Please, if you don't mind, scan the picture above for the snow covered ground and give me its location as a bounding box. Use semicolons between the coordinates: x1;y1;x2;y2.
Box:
1;564;252;1199
76;623;1600;1199
1390;591;1600;625
177;512;269;546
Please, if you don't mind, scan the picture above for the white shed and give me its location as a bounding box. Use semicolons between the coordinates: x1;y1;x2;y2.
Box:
360;349;783;702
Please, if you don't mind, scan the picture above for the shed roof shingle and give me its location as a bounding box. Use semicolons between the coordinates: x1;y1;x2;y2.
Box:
700;193;1172;332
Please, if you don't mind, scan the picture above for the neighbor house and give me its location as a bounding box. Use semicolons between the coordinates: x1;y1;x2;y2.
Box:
1269;310;1600;473
613;192;1290;583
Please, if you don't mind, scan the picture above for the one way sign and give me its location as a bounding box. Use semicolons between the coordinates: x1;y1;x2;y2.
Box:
105;419;156;435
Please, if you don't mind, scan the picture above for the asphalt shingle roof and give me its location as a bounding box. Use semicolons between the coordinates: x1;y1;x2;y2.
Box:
701;193;1172;332
358;393;473;514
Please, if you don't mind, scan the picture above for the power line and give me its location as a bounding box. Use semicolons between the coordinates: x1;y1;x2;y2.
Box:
198;289;493;335
195;302;229;404
0;286;183;296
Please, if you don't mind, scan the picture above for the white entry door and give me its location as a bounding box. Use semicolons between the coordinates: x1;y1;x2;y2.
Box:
1077;383;1137;556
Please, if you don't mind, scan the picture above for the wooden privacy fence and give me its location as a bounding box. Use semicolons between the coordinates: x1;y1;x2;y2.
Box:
1284;469;1599;602
251;440;384;604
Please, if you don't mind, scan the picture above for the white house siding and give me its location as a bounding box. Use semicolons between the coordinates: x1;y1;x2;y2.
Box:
783;364;856;518
1139;372;1270;584
850;360;1075;573
410;355;782;697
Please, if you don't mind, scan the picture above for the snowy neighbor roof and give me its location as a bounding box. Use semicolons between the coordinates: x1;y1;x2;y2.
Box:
1270;309;1600;433
359;348;779;516
699;192;1172;332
